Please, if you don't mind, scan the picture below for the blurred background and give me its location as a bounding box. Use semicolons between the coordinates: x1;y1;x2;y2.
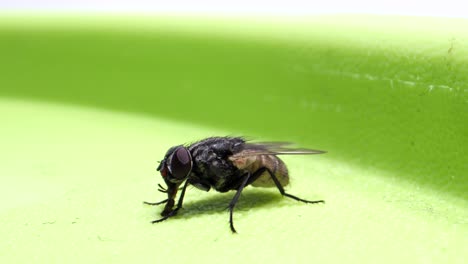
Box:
0;1;467;263
1;0;466;194
1;0;468;17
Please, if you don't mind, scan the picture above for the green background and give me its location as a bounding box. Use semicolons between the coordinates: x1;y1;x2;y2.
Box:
0;14;467;263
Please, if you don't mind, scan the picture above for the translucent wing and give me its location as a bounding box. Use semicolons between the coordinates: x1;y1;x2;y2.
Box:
237;141;326;156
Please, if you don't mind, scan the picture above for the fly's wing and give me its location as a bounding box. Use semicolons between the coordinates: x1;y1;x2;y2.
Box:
239;142;326;156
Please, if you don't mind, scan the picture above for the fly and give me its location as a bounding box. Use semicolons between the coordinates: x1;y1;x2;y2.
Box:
144;136;325;233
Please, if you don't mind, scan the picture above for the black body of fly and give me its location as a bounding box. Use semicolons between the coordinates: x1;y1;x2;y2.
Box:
144;136;325;233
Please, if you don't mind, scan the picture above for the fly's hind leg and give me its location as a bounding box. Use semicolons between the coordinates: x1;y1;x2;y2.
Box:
256;167;325;204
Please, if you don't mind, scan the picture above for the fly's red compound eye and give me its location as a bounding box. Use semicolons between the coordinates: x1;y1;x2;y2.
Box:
168;147;192;180
157;161;168;177
160;166;168;177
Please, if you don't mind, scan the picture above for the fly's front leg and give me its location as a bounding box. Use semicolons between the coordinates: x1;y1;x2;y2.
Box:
151;180;190;224
143;185;171;205
143;199;168;206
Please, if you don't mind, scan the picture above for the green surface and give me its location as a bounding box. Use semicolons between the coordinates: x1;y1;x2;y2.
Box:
0;14;467;263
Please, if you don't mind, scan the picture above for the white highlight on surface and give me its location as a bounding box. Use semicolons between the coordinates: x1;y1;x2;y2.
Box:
1;0;467;18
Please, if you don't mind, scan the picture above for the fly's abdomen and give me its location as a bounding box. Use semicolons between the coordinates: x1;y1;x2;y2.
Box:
229;153;289;188
251;155;289;187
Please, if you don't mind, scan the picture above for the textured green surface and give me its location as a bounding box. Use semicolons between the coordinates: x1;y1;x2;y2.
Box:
0;14;467;263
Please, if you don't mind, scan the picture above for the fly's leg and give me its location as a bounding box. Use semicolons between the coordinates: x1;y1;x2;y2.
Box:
257;167;325;204
143;184;174;204
143;199;168;206
151;180;190;223
228;167;289;233
228;172;252;233
151;207;179;223
157;183;183;193
227;169;269;233
157;183;168;193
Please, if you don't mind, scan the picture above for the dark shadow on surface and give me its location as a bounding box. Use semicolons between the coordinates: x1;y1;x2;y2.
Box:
151;189;283;220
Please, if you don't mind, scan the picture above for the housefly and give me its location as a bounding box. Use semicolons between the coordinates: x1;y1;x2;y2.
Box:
144;136;325;233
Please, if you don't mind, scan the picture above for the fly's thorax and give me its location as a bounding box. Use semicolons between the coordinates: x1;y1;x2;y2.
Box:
229;153;289;187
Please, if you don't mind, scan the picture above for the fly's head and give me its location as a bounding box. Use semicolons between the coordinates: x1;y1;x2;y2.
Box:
157;145;193;195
